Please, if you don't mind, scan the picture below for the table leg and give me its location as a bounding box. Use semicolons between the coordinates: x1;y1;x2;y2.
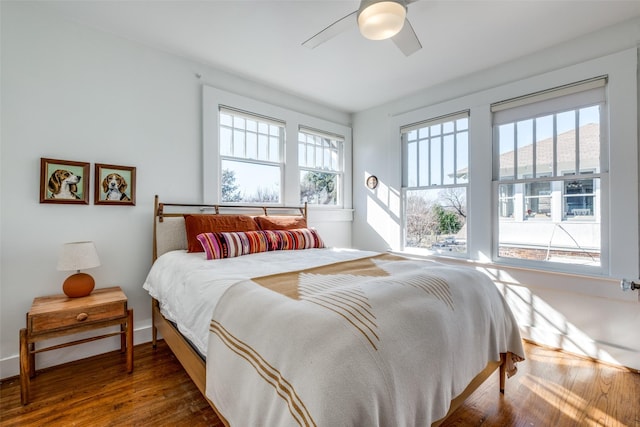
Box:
120;323;126;353
151;299;158;349
19;328;30;405
126;309;134;373
28;342;35;378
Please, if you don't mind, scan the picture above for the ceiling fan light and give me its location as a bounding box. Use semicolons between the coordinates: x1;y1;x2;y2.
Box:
358;1;406;41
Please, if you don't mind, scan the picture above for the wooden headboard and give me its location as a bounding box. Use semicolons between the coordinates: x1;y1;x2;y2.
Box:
152;195;308;261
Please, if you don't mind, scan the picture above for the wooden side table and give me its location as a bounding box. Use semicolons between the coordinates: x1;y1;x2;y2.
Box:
19;286;133;405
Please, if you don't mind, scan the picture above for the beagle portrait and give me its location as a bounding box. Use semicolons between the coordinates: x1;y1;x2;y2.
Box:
102;173;131;201
47;169;81;199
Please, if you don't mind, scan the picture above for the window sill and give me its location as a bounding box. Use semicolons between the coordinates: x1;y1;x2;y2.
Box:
390;250;633;303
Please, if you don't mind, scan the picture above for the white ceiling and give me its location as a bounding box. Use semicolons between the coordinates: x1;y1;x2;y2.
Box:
39;0;640;113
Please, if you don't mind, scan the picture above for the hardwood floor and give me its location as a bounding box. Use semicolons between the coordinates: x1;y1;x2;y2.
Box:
0;340;221;427
440;342;639;427
1;340;638;426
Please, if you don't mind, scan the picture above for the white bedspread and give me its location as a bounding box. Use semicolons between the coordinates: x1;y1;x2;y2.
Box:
143;248;381;355
201;251;525;427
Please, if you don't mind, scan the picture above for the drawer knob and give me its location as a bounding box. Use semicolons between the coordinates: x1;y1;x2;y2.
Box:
76;312;89;322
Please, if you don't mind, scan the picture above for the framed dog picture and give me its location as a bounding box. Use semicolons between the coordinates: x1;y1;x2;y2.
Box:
94;163;136;206
40;158;90;204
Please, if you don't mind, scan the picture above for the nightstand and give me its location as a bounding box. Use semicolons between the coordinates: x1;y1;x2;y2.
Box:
19;286;133;405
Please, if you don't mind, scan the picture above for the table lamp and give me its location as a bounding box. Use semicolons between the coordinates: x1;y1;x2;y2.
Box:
57;241;101;297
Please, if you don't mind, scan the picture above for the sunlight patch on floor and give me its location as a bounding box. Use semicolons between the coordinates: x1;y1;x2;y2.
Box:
521;374;621;427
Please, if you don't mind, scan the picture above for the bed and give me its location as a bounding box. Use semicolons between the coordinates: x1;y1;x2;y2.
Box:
144;196;525;426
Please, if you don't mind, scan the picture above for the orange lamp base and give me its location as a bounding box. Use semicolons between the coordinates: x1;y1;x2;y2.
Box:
62;273;95;298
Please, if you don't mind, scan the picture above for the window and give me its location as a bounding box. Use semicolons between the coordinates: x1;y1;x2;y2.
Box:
219;107;284;203
492;77;606;267
298;128;343;205
204;86;352;209
401;111;469;255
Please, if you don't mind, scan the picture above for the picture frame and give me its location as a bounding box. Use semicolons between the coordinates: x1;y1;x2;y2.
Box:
94;163;136;206
40;158;90;204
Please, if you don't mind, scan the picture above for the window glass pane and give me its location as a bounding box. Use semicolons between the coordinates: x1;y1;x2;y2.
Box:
407;141;417;187
443;135;455;185
524;181;551;220
405;187;467;254
564;178;595;219
430;137;441;185
556;110;576;175
298;130;344;205
300;171;337;205
234;116;245;129
498;184;515;219
298;142;306;166
498;123;515;179
269;136;279;162
220;127;232;156
457;117;468;131
517;119;533;179
430;124;441;136
315;145;323;168
246;132;257;159
258;134;268;160
323;147;331;170
220;112;232;127
456;131;468;184
418;138;429;186
497;178;600;266
221;160;280;203
219;110;285;203
578;106;600;174
535;115;553;177
233;130;245;157
306;141;314;167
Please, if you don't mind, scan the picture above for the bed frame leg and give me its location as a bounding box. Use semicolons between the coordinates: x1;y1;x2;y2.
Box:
499;353;506;393
151;299;158;349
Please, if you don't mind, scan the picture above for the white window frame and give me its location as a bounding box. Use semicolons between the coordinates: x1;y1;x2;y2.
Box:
219;107;285;204
203;86;352;208
491;77;608;274
298;127;345;206
389;48;636;281
400;110;470;257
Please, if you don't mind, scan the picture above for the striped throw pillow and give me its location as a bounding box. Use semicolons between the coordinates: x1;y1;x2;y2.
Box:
196;230;269;260
263;228;325;251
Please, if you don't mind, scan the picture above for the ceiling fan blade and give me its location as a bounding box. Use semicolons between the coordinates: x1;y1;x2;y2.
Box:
392;18;422;56
302;10;357;49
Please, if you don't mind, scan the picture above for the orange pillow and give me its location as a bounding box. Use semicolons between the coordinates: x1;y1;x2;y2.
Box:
184;214;260;252
254;215;307;230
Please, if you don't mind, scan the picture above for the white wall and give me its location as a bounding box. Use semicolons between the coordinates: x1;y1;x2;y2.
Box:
352;19;640;370
0;2;351;378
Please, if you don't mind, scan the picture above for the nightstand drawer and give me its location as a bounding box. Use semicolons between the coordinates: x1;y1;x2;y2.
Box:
30;300;126;334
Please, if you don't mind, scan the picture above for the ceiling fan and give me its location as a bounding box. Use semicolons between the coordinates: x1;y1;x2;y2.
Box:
302;0;422;57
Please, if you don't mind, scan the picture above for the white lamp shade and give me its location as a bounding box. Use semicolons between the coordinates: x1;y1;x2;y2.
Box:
57;241;101;272
358;0;406;41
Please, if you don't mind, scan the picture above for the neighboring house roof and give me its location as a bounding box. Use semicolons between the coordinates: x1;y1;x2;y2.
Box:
455;123;600;177
500;122;600;177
